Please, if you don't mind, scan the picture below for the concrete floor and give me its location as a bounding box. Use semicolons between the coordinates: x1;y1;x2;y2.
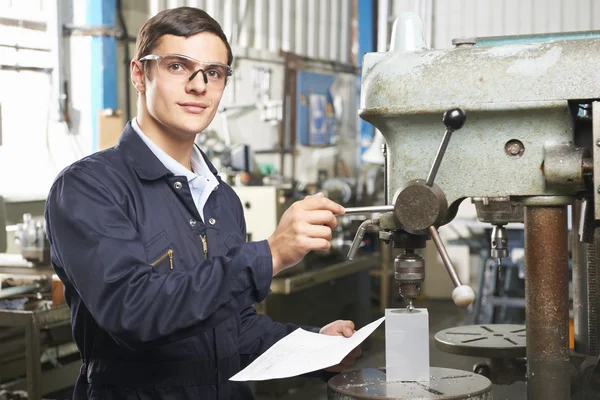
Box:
254;299;527;400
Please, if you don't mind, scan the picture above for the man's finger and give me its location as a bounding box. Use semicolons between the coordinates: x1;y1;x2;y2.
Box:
302;196;345;214
341;320;355;337
303;237;330;251
304;210;337;228
304;224;332;240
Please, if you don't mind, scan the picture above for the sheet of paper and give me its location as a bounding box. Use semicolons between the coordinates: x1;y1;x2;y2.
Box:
229;316;385;381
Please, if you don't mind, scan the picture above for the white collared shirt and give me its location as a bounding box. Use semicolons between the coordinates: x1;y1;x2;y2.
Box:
131;118;219;222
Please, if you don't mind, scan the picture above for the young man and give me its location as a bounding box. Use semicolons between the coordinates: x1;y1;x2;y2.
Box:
45;6;360;400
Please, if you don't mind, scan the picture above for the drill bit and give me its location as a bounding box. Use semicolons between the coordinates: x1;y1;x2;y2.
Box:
407;300;414;312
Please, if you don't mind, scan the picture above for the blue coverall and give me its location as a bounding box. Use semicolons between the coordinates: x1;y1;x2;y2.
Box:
45;123;329;399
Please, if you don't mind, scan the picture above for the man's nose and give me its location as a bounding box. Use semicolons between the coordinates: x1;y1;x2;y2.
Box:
187;69;208;93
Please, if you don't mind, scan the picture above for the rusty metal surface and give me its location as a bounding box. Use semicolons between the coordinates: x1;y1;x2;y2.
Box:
393;180;447;232
584;228;600;355
327;367;492;400
524;206;571;400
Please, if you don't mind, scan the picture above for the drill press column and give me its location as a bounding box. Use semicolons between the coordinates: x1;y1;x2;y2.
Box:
524;205;570;400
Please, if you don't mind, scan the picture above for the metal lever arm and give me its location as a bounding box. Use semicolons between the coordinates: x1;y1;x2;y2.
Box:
347;218;380;260
428;226;475;307
425;108;466;186
343;205;395;215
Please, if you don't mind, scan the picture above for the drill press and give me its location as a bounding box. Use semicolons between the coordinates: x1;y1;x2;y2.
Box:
329;11;600;400
346;108;475;311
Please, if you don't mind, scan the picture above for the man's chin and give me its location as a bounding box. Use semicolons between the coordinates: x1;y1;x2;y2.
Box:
172;121;209;137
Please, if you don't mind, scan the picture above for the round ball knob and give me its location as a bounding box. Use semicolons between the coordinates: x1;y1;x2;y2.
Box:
452;285;475;307
443;108;467;130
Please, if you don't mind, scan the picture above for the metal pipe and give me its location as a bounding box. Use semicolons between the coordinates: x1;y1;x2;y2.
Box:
0;43;50;52
524;205;571;400
0;16;46;31
0;65;52;73
383;142;388;204
0;284;39;299
343;205;394;215
428;226;461;288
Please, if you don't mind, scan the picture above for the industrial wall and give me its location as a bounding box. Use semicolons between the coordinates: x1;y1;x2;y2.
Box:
2;0;600;198
148;0;354;63
381;0;600;50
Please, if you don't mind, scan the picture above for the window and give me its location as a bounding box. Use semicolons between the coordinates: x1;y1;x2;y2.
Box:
0;0;62;199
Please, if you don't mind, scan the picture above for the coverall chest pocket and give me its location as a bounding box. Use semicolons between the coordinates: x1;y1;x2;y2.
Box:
144;232;176;274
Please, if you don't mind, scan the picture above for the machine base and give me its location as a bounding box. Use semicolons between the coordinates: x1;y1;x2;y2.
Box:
327;367;492;399
434;324;526;358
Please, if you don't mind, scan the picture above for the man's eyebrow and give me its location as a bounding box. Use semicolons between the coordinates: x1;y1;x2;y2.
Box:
202;62;228;67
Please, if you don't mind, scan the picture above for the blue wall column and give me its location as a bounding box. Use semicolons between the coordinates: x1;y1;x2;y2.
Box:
357;0;375;163
87;0;118;152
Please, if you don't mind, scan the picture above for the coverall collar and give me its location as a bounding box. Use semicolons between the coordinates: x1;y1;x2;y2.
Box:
118;121;219;181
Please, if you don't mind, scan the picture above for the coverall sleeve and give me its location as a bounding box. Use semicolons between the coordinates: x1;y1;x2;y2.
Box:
45;167;273;347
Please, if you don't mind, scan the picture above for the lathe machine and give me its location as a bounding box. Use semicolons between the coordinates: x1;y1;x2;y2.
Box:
329;13;600;400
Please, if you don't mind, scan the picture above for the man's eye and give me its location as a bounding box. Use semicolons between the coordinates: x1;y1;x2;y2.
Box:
206;69;222;79
168;63;184;72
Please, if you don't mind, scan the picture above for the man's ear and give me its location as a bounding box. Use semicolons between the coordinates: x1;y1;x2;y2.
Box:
130;59;145;94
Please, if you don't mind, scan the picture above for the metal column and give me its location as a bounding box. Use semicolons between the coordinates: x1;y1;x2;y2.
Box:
24;316;42;400
357;0;375;161
87;0;118;152
524;205;571;400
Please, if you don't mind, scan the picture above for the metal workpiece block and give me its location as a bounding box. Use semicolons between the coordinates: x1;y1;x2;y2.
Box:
385;308;429;382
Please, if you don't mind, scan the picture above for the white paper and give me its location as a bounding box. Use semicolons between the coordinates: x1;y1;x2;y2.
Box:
229;316;385;381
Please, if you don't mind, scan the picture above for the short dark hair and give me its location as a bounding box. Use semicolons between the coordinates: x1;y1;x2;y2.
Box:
135;7;233;66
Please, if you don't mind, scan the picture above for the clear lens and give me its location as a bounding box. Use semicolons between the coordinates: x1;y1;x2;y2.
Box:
148;55;231;89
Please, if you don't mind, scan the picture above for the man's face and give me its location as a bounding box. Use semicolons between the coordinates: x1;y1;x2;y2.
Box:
133;33;229;140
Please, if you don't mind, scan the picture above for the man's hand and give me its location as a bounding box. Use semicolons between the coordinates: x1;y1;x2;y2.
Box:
320;320;362;373
267;193;345;276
